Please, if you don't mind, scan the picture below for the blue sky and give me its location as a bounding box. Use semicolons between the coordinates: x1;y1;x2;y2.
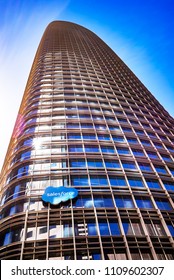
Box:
0;0;174;170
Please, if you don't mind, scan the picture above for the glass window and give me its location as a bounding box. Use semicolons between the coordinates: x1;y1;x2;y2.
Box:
132;149;144;157
166;146;174;152
169;168;174;176
138;162;152;172
74;196;93;208
110;176;126;186
109;125;120;131
161;154;172;162
101;146;115;153
67;123;79;129
93;195;114;207
90;175;108;186
69;145;83;152
85;146;99;152
147;152;158;159
68;134;81;140
167;224;174;236
63;223;73;237
87;222;97;236
135;197;153;209
122;221;144;236
2;231;12;246
122;222;133;236
155;165;167;174
20;151;31;161
98;134;110;141
141;140;151;146
70;159;86;168
115;196;134;208
71;175;89;186
99;222;110;236
23;138;33;146
153;142;163;149
162;181;174;191
109;222;120;235
122;161;137;169
122;127;132;133
155;199;172;210
105;160;120;169
83;134;96;140
135;129;145;135
127;138;138;144
81;123;93;129
146;179;161;189
112;136;125;142
148;132;156;138
128;177;144;188
95;124;106;130
117;147;130;155
87;159;103;168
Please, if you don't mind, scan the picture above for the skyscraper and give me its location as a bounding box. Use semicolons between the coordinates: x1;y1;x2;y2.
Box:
1;21;174;260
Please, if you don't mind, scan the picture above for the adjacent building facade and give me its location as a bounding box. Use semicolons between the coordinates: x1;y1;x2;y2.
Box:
1;21;174;260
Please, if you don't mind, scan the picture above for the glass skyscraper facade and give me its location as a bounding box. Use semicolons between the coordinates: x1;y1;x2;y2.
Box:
1;21;174;260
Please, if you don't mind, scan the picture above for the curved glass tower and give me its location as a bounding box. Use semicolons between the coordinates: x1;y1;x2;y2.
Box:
1;21;174;260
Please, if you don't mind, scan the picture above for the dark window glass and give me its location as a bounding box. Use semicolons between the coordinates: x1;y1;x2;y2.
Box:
101;146;115;153
83;134;96;140
105;160;120;169
98;134;110;141
110;176;126;186
87;222;97;236
20;151;31;161
85;146;99;152
109;222;120;235
155;199;172;210
128;178;144;187
122;161;137;169
87;159;103;168
122;127;132;133
132;149;144;157
147;152;158;159
161;154;172;162
112;136;125;142
115;196;134;208
81;123;93;129
146;179;161;189
155;165;167;174
153;142;163;149
69;145;83;152
99;222;110;236
74;196;93;208
127;138;138;144
95;124;106;130
163;181;174;191
93;195;114;207
67;123;79;128
138;163;152;172
109;125;120;131
90;175;108;186
71;176;89;186
141;140;151;146
167;224;174;236
70;159;86;168
135;197;153;209
135;129;145;135
117;147;130;155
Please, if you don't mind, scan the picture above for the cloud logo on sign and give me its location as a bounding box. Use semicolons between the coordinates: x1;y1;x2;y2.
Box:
42;186;78;205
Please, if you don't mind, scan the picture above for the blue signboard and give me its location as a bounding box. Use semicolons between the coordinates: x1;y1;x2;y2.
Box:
42;186;78;205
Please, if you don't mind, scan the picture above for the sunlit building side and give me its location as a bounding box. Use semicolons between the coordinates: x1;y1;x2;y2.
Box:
1;21;174;260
